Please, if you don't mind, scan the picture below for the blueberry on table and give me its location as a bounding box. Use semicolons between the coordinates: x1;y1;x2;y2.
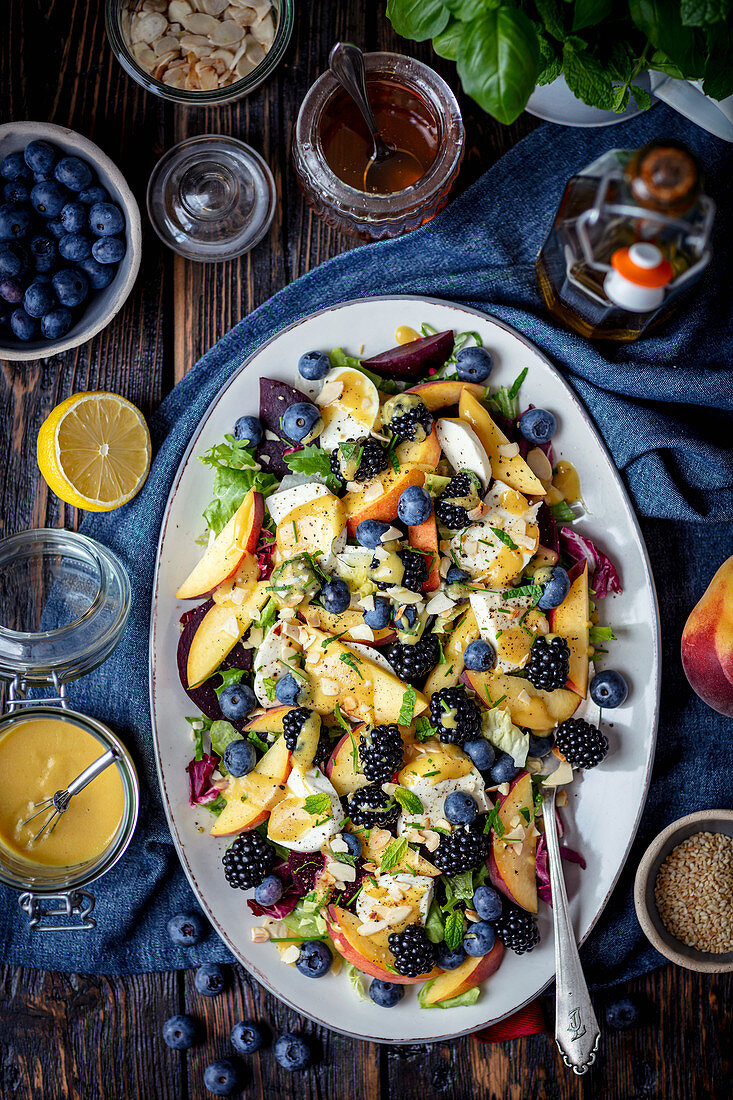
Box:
9;307;38;341
60;201;88;234
472;884;503;922
446;564;468;585
0;277;25;304
88;200;125;236
162;1014;198;1050
527;731;554;758
194;962;227;996
320;577;350;614
489;752;520;785
356;519;389;549
519;407;557;445
0;242;27;278
54;155;93;192
339;830;362;859
536;564;570;611
52;267;89;308
444;791;478;825
30;181;68;219
79;184;109;206
463;738;495;773
296;939;333;978
166;910;209;947
435;942;466;970
3;181;29;205
463;639;495;672
0;151;30;181
254;874;283;907
231;1019;266;1054
77;255;115;290
203;1058;242;1096
29;235;57;273
0;202;32;241
605;995;642;1030
590;669;628;709
59;233;92;263
281;401;320;443
274;1032;313;1070
222;738;257;777
232;414;263;448
363;595;391;630
397;484;432;526
218;682;257;722
298;349;331;380
275;672;301;706
24;280;56;318
92;236;125;264
24;139;59;175
456;345;494;384
369;979;405;1007
463;919;496;957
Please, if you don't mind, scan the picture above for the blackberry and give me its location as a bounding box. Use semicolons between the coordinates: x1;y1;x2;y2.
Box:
434;473;480;530
346;783;399;829
386;400;433;443
331;437;389;483
388;924;436;978
388;632;440;687
222;833;276;891
314;726;334;769
432;821;487;875
371;548;428;594
525;635;570;691
282;707;321;751
429;685;481;746
494;903;541;954
359;724;404;783
555;717;609;769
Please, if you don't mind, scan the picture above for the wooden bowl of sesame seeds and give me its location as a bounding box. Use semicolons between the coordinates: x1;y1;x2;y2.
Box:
634;810;733;973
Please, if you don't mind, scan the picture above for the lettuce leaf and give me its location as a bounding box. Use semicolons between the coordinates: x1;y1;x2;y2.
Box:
344;963;368;1002
481;707;529;767
200;433;279;536
418;981;481;1009
209;720;240;759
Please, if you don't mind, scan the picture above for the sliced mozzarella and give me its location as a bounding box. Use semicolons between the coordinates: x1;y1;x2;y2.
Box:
397;769;490;837
316;366;380;451
436;418;492;488
344;641;395;674
469;590;541;672
267;483;332;526
356;874;434;929
450;479;541;581
269;765;342;852
253;624;301;706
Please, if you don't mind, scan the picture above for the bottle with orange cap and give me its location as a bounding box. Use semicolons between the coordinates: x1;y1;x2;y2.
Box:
535;140;715;342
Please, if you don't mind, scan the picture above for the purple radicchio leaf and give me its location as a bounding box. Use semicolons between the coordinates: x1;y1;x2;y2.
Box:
186;753;219;806
535;833;587;908
560;528;622;599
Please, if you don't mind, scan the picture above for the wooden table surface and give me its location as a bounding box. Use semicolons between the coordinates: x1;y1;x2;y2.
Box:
1;2;730;1098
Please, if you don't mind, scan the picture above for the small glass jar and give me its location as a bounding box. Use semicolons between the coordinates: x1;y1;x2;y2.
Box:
0;529;139;931
292;52;464;239
105;0;293;106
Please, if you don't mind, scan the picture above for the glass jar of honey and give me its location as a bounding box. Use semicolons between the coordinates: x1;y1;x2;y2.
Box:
0;529;139;931
292;52;464;239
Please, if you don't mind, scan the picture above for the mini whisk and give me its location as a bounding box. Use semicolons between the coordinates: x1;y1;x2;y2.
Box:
20;747;120;844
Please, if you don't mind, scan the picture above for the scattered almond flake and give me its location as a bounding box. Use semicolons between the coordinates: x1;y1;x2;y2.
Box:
372;545;389;562
425;592;455;615
525;756;544;774
264;429;278;441
386;881;405;901
280;945;300;965
259;454;270;464
439;539;451;552
423;830;440;853
222;615;240;638
542;761;574;787
465;908;481;923
362;481;383;502
385;586;423;605
467;502;491;521
498;442;520;459
517;688;531;706
346;481;363;494
357;919;389;936
320;678;340;697
279;606;295;620
370;430;390;443
380;526;402;543
360;594;376;612
318;378;344;405
497;782;510;796
327;861;357;883
330;835;349;854
369;828;392;852
527;447;553;481
319;870;336;887
248;627;263;648
361;861;378;875
509;814;522;829
528;823;541;839
348;624;374;642
230;586;246;606
250;926;270;943
515;531;538;551
374;903;414;926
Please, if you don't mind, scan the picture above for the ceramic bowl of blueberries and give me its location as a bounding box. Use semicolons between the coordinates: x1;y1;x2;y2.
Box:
0;121;142;361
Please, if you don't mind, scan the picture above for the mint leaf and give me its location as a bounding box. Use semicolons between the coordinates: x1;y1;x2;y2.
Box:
340;652;364;680
572;0;613;32
304;793;332;817
205;793;228;816
398;686;417;725
380;836;409;873
536;0;566;40
502;584;543;602
563;41;614;110
425;900;445;944
589;624;617;647
443;910;465;952
491;527;518;552
414;716;437;742
394;787;424;815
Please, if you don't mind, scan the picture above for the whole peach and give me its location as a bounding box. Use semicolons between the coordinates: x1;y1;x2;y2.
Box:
681;556;733;718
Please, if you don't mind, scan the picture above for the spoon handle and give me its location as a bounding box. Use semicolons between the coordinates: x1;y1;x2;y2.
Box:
328;42;379;137
65;748;119;799
542;787;600;1075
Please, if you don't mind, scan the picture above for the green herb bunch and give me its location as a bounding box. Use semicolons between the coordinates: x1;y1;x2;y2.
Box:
386;0;732;124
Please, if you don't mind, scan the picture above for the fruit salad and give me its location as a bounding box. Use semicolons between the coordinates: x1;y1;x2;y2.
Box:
175;325;625;1009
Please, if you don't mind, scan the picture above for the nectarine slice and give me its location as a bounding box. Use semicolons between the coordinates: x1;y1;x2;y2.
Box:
488;771;538;913
421;942;504;1004
176;490;264;599
549;560;590;697
326;904;440;984
458;390;546;497
462;669;580;729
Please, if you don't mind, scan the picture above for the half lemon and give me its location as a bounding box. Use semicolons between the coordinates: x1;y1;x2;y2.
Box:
37;392;151;512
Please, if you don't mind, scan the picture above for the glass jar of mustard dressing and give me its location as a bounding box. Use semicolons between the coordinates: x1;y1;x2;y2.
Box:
0;529;139;931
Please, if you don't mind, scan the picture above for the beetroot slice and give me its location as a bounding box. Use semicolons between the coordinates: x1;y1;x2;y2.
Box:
256;437;292;478
361;330;454;381
177;600;253;723
259;377;310;436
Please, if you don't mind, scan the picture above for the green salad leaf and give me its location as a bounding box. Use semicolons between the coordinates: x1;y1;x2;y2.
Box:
200;434;279;536
284;444;341;491
418;982;482;1009
209;720;241;759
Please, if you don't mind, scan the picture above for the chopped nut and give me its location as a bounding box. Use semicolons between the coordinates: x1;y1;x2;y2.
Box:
250;926;270;943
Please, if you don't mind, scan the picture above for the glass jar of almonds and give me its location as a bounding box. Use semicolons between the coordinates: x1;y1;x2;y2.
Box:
105;0;293;104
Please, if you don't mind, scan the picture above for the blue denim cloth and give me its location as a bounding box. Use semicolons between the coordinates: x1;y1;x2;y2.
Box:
2;105;731;977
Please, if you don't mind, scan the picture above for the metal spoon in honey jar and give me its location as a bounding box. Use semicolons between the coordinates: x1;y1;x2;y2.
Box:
328;43;424;195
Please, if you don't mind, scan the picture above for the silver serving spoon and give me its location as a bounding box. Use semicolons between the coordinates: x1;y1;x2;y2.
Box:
20;747;120;844
328;42;423;194
542;785;600;1074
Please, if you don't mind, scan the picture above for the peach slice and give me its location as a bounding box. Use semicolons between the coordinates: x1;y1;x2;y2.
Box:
549;560;590;697
406;379;485;412
325;727;369;797
461;669;580;729
488;771;538;913
424;606;480;695
343;467;426;537
176;490;264;599
244;706;293;737
458;390;545;496
420;941;505;1005
325;904;441;984
681;554;733;717
407;509;440;591
209;734;291;836
395;425;442;468
300;604;395;647
275;491;345;558
186;583;270;689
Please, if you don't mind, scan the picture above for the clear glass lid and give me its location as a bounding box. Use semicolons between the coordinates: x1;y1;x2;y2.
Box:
0;529;131;684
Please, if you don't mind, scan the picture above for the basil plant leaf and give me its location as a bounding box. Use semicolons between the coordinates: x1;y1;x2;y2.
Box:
457;9;541;126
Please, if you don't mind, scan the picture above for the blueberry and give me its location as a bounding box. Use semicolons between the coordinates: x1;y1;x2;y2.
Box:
463;639;495;672
232;414;262;447
281;401;320;443
30;181;68;219
605;994;642;1030
29;235;57;273
444;791;478;825
3;181;29;205
356;519;389;549
0;152;30;181
231;1019;266;1054
92;236;125;264
24;281;56;319
0;243;27;278
52;267;89;308
536;565;570;611
369;979;405;1008
463;920;496;957
163;1014;198;1050
33;171;54;183
527;731;555;758
194;962;226;996
519;407;557;445
0;278;25;304
79;184;109;206
446;564;468;585
46;217;67;240
321;577;350;614
394;604;418;631
77;255;115;289
254;874;283;907
54;155;93;192
463;739;495;772
397;484;432;526
0;203;32;241
456;345;494;384
472;885;503;922
340;831;362;859
296;939;333;978
60;201;88;234
364;595;391;630
89;200;125;236
590;669;628;709
167;910;209;947
203;1058;241;1096
222;738;257;777
218;682;257;721
274;1032;313;1070
275;672;301;706
9;307;38;340
24;140;58;175
490;752;520;785
59;233;92;263
298;350;331;380
435;942;466;970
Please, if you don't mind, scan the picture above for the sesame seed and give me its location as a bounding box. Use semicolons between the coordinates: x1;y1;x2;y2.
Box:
654;831;733;954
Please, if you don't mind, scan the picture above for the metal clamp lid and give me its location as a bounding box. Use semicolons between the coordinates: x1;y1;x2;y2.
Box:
19;890;96;932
